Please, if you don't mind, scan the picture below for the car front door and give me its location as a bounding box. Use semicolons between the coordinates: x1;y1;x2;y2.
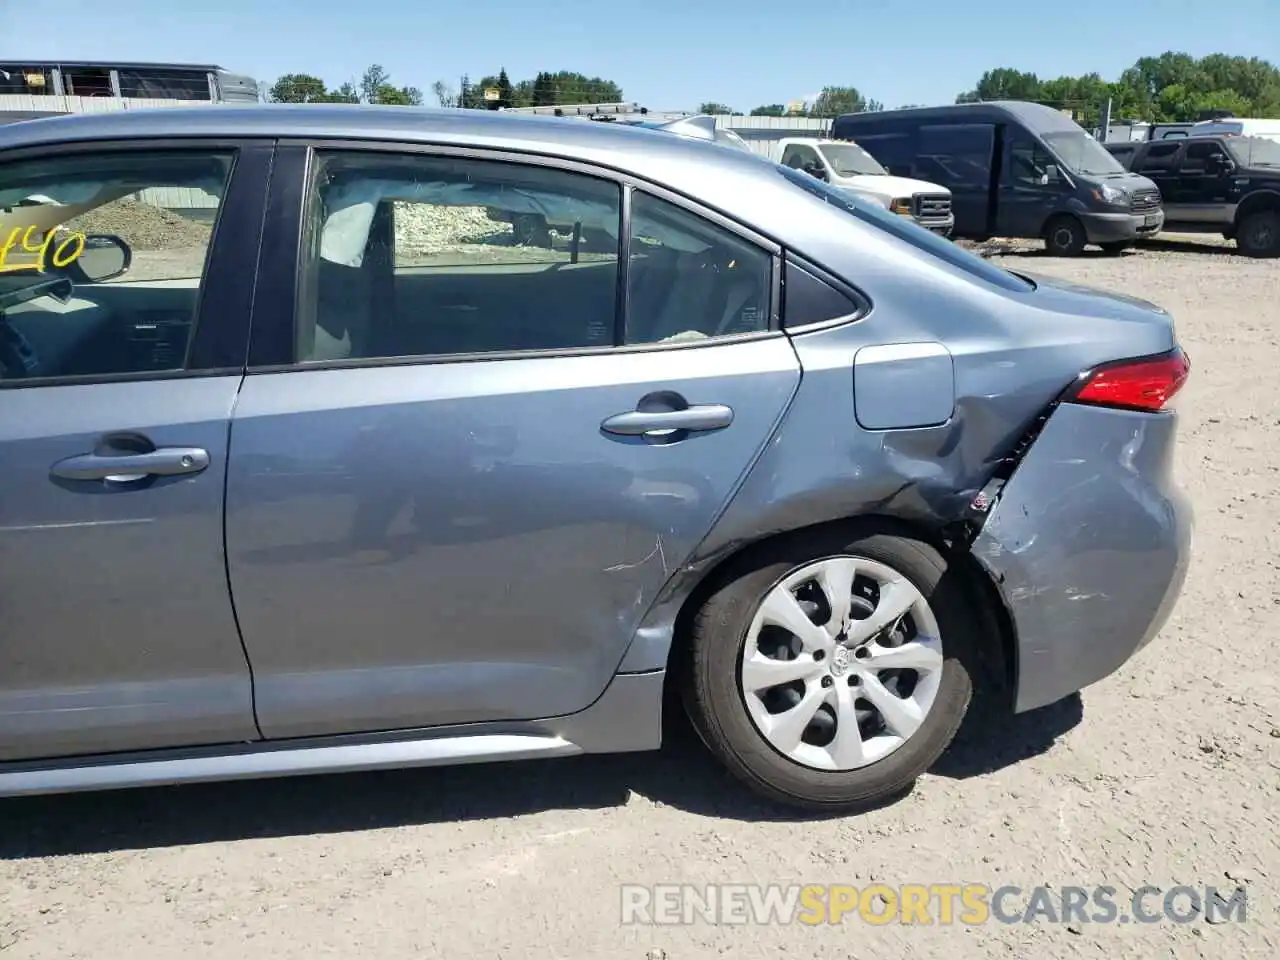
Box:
0;139;269;761
997;133;1067;238
1173;140;1238;226
225;144;801;739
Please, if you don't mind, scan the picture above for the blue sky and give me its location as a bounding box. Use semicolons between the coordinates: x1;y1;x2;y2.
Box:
2;0;1277;111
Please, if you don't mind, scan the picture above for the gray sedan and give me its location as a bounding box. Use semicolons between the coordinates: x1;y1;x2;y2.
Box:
0;104;1192;812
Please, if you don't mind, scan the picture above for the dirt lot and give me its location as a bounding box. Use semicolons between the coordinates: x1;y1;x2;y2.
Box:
1;236;1277;959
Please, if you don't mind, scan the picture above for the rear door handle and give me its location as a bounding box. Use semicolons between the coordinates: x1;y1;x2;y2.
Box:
51;447;210;482
601;404;734;436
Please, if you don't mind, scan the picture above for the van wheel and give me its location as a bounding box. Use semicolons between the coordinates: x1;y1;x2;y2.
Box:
1236;210;1280;258
679;528;977;813
1044;216;1086;256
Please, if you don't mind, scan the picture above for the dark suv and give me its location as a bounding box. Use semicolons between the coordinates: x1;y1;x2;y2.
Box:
1105;135;1280;257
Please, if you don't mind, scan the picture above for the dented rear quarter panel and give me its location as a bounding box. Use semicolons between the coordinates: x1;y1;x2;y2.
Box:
972;403;1193;712
619;214;1185;681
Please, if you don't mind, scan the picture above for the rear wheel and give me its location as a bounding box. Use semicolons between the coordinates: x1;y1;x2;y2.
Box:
680;528;978;812
1236;210;1280;258
1044;215;1086;256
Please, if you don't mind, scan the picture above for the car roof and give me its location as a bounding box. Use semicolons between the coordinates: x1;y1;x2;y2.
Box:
835;100;1085;134
0;103;767;178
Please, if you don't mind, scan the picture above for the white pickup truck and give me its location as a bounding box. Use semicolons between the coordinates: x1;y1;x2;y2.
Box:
769;137;955;236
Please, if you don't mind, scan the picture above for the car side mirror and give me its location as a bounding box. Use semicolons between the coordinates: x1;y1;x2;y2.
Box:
63;233;132;283
1040;164;1061;184
806;164;828;182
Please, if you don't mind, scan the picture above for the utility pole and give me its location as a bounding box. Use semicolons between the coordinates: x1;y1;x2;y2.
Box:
1098;96;1113;141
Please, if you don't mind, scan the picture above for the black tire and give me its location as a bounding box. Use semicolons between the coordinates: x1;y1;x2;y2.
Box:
679;526;979;813
1100;240;1133;256
1044;215;1086;256
1236;209;1280;258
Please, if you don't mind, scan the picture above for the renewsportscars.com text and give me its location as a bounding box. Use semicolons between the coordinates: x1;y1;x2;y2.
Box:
620;883;1248;926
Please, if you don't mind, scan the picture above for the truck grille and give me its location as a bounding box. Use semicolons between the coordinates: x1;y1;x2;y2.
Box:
1129;187;1162;213
913;194;952;220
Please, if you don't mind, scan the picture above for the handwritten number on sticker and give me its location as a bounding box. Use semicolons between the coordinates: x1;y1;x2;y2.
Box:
0;225;87;274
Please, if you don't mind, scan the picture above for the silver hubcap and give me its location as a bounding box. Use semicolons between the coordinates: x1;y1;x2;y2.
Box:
739;556;944;771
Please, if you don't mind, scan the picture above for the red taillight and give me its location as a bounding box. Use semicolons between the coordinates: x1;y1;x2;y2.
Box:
1066;348;1190;412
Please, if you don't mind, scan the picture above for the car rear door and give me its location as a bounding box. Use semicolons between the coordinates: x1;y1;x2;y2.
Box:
1133;141;1183;217
224;142;801;739
0;138;269;762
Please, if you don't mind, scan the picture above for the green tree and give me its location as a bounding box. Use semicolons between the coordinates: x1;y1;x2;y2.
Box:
360;65;391;103
955;68;1043;103
268;74;328;103
749;104;787;116
321;82;359;104
699;101;734;114
808;86;867;117
431;80;457;108
958;52;1280;124
495;68;514;109
356;64;421;106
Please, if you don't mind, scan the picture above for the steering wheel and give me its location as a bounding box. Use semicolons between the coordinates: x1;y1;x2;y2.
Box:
0;274;71;379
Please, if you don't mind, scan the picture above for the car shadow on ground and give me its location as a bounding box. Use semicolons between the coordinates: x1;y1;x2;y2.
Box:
0;694;1082;859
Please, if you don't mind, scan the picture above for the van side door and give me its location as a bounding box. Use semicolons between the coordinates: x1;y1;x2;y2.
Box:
916;123;995;238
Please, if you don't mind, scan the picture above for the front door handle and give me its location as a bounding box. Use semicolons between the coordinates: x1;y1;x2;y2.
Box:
601;404;734;436
51;447;210;482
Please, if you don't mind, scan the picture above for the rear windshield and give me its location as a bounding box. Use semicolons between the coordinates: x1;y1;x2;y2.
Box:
774;164;1034;293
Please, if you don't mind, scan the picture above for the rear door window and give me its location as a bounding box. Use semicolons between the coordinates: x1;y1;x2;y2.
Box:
918;123;994;188
625;191;773;344
1136;142;1181;173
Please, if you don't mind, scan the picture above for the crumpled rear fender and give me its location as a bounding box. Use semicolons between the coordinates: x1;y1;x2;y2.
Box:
971;402;1193;713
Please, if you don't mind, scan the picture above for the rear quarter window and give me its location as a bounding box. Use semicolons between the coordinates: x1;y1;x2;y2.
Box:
775;164;1034;294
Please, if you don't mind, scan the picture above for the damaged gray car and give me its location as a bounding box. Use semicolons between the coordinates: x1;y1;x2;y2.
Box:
0;105;1192;812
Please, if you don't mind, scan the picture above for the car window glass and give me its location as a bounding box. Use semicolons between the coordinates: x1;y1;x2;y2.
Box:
0;150;232;382
625;191;772;345
1136;142;1180;172
918;124;995;189
783;258;863;328
782;145;819;170
1010;139;1059;185
853;133;915;177
774;163;1034;294
1180;141;1225;173
297;151;622;362
1107;145;1137;169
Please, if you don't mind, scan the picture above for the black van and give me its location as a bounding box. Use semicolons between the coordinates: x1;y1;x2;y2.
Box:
831;101;1165;255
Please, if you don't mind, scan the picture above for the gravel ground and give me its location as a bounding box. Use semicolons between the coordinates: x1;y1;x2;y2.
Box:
1;235;1277;959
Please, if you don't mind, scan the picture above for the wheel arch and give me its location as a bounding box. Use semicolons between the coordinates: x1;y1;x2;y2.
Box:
661;513;1016;704
1235;189;1280;226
